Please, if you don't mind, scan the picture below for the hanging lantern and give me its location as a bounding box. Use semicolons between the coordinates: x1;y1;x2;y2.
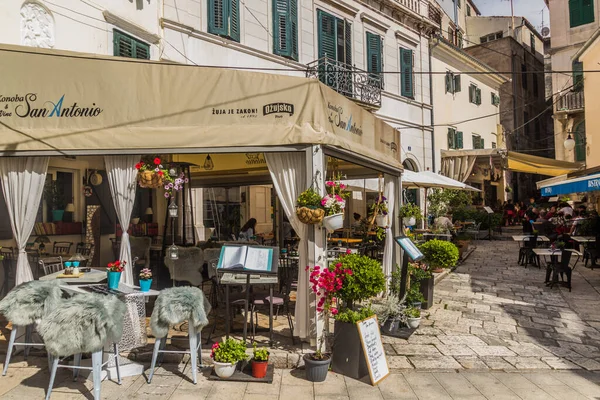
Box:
168;244;179;260
168;200;178;218
563;133;576;151
203;154;214;170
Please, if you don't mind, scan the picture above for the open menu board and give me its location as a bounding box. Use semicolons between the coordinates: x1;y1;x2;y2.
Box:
357;315;389;385
217;245;278;275
394;236;424;262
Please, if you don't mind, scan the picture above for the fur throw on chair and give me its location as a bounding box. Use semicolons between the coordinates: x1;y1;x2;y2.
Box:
150;286;211;338
38;292;126;357
0;280;63;326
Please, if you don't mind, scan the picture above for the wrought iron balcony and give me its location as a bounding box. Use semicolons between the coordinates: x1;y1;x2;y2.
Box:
306;57;382;109
428;3;442;25
556;90;584;113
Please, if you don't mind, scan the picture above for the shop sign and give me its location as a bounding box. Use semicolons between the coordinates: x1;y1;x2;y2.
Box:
327;102;363;136
0;93;102;118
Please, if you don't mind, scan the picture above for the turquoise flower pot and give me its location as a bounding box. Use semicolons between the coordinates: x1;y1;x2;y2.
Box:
52;210;64;222
139;279;152;292
107;271;121;289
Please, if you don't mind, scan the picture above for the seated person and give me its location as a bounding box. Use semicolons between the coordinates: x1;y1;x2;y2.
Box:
434;213;454;232
239;218;257;241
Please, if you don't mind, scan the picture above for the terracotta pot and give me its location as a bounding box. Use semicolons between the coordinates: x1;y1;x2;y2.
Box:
251;360;268;378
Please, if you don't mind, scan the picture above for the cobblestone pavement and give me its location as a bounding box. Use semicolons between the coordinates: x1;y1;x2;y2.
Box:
2;358;600;399
383;235;600;371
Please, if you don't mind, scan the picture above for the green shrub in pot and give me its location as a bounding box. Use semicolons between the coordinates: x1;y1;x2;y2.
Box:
336;254;386;310
419;240;459;270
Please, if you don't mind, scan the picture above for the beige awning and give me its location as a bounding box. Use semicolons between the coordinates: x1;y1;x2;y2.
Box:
0;44;401;170
441;149;583;180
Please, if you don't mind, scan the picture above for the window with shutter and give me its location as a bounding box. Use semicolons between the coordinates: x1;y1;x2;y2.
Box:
273;0;298;60
366;32;383;88
400;48;414;98
208;0;239;42
467;4;471;16
573;61;584;91
448;128;456;149
492;142;497;148
457;31;463;48
318;10;337;60
454;74;461;93
570;0;594;27
476;88;481;105
344;21;352;66
457;131;464;149
472;135;479;149
469;84;474;103
445;72;453;94
113;30;150;60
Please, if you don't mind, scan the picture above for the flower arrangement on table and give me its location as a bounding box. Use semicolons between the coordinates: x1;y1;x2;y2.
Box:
139;268;152;280
135;156;188;198
107;260;126;272
322;174;350;216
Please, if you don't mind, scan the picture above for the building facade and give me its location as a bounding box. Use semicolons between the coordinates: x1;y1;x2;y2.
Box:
545;0;599;165
462;16;552;201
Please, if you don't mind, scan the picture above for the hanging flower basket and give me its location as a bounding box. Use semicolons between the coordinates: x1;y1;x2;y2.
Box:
137;170;164;189
323;213;344;232
296;207;325;225
376;214;388;228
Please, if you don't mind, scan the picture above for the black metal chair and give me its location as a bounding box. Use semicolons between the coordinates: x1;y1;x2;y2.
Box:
1;248;16;297
38;257;64;276
251;272;295;344
518;237;539;268
584;236;600;269
546;250;573;291
75;242;93;256
52;241;73;255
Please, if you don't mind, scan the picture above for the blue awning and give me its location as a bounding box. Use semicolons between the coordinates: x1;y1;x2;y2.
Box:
539;173;600;196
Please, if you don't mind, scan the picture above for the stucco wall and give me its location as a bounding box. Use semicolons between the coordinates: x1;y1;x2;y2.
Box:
582;39;600;168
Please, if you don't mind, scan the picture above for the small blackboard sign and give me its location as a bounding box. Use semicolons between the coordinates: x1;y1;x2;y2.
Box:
356;315;389;386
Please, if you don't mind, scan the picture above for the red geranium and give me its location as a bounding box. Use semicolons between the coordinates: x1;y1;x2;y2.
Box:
157;170;164;176
107;260;126;272
154;157;161;165
135;162;142;170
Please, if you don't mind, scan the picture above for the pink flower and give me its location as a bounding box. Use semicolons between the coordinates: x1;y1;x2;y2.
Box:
339;184;346;189
326;181;334;186
346;249;351;254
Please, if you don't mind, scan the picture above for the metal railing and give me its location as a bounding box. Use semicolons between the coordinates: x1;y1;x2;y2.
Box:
398;0;421;15
306;57;382;108
556;90;584;112
428;3;442;25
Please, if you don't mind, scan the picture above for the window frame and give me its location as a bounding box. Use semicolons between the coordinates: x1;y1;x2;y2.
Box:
208;0;240;42
273;0;299;60
113;29;150;59
569;0;595;28
400;47;414;98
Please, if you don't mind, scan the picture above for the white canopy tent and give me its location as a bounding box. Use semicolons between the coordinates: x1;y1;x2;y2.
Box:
344;171;481;192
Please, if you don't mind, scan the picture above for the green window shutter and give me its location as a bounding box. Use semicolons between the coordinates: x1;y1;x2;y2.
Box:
454;74;461;93
582;0;595;25
344;21;352;65
208;0;228;37
472;135;477;149
229;0;240;42
467;5;471;16
113;30;149;59
457;131;464;149
445;72;453;93
366;32;382;73
448;128;455;149
457;31;463;48
481;138;484;148
469;85;474;103
475;88;481;105
400;48;414;98
317;10;337;60
273;0;297;59
573;61;584;91
570;0;594;27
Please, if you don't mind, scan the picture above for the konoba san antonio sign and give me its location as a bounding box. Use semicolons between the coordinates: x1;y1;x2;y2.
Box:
0;93;103;119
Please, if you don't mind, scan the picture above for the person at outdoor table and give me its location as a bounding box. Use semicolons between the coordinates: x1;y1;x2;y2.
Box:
559;203;574;217
577;205;588;217
239;218;257;241
504;200;516;226
529;197;538;209
434;213;454;232
569;211;584;235
546;206;557;219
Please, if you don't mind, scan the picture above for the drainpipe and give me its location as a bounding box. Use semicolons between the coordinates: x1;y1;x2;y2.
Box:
511;51;519;201
430;37;440;173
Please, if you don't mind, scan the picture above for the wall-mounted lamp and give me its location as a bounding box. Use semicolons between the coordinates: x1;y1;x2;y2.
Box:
564;133;576;151
203;154;214;171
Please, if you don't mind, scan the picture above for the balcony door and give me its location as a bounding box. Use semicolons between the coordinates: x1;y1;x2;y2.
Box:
317;9;352;95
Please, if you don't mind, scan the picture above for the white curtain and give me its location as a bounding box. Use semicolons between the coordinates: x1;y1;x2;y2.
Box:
105;155;140;285
382;174;396;281
265;152;309;340
441;155;477;182
0;157;49;285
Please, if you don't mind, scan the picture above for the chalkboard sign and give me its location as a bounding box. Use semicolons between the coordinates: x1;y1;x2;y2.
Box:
356;315;389;385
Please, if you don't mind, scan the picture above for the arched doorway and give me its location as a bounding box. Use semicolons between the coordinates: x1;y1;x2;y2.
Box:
402;159;419;205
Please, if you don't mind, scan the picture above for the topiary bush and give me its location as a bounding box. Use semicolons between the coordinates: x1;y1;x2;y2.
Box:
336;254;386;309
419;240;459;270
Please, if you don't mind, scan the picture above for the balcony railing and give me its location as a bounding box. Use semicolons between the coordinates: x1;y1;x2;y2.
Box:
428;3;442;25
306;57;382;108
397;0;421;15
556;90;584;112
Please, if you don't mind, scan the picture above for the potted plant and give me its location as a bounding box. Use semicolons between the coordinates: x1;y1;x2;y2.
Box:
398;203;422;227
405;307;421;329
135;157;188;198
322;174;349;232
419;239;459;273
332;254;385;379
372;294;406;334
139;268;152;292
304;263;352;382
44;180;66;222
296;188;325;224
210;338;248;379
370;194;389;227
251;344;269;379
107;260;126;289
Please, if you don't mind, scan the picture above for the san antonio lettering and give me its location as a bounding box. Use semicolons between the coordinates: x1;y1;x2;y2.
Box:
14;94;102;118
327;103;363;136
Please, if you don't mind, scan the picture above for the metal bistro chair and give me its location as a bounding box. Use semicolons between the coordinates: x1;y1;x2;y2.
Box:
518;237;539;268
252;269;295;344
39;257;64;277
52;242;73;256
464;223;482;240
75;242;93;256
546;250;574;292
1;248;16;297
584;236;600;269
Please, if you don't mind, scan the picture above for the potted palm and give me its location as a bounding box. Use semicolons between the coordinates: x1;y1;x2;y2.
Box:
251;344;269;379
296;188;325;224
44;180;66;222
210;338;248;379
398;203;422;227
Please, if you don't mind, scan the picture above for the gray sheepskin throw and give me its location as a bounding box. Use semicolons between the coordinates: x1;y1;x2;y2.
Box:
0;280;63;326
38;292;126;357
150;286;212;338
